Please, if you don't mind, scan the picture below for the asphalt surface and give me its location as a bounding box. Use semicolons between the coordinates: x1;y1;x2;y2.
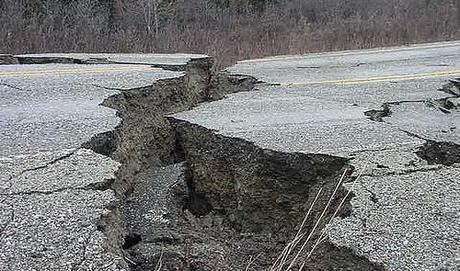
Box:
173;41;460;270
16;53;208;67
0;54;204;271
0;63;181;155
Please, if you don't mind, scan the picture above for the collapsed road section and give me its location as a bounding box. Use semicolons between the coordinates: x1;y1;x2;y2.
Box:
1;41;460;271
91;55;382;270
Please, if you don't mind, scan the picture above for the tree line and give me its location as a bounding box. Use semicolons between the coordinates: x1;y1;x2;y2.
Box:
1;0;459;67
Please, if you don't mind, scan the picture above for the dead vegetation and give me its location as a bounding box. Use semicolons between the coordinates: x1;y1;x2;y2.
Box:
0;0;459;68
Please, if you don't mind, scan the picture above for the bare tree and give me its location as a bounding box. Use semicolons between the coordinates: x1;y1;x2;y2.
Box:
140;0;161;36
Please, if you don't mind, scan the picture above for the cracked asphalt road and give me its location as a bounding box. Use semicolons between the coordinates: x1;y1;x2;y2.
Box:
1;43;459;270
0;54;205;271
173;41;460;270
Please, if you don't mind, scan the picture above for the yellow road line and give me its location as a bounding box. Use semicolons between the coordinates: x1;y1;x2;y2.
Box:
0;66;156;77
243;41;460;63
281;70;460;86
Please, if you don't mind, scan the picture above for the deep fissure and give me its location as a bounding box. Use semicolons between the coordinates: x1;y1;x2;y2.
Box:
10;55;456;269
74;57;387;270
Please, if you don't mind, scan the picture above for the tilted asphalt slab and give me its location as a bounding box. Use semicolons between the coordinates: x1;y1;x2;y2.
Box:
0;54;204;271
173;41;460;270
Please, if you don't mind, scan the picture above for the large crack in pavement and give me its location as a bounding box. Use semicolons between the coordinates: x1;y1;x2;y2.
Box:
6;54;457;270
163;119;384;270
93;57;259;199
80;56;389;270
99;59;456;271
77;56;288;270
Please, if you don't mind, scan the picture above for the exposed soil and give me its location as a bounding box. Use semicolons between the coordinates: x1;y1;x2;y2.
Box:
416;140;460;166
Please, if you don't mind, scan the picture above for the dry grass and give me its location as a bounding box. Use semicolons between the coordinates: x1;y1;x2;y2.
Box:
270;168;361;270
1;0;459;68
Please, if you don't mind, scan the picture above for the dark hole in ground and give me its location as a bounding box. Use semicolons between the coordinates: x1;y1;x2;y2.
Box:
85;178;115;191
81;130;118;157
123;233;142;249
416;140;460;166
185;192;213;217
364;104;391;122
370;193;379;203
